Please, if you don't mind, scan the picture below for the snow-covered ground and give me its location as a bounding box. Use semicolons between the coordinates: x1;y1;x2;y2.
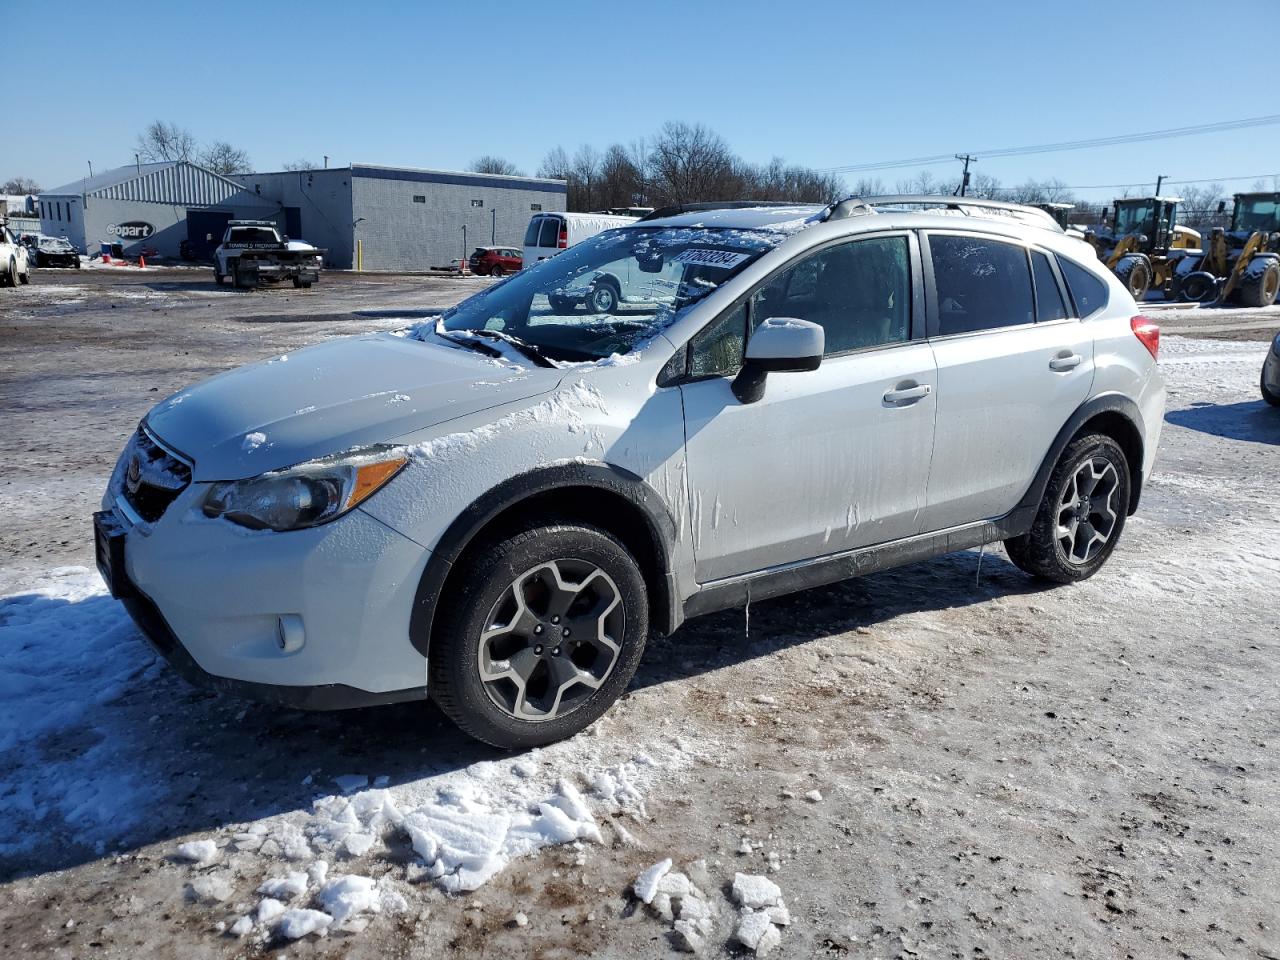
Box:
1;271;1277;957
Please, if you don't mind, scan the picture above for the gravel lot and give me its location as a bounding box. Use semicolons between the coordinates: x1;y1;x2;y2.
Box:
1;268;1277;959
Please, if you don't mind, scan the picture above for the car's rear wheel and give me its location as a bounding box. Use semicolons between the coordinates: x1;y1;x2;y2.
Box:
3;258;16;288
1263;369;1280;407
429;522;648;748
490;265;504;278
1004;434;1131;583
18;265;29;284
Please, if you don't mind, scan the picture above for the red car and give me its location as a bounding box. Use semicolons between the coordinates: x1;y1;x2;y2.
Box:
468;246;522;277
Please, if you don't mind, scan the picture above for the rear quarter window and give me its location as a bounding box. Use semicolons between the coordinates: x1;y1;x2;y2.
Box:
524;218;542;246
1057;256;1110;318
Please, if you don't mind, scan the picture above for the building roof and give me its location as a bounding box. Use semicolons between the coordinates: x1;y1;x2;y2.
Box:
40;161;256;206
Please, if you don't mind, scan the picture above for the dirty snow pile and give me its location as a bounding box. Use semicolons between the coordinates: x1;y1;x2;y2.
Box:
170;748;687;943
631;859;791;955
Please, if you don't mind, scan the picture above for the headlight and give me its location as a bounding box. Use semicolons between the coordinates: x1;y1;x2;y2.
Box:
203;446;408;532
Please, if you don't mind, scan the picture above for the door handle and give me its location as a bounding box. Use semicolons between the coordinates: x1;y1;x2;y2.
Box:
883;383;931;405
1049;353;1083;372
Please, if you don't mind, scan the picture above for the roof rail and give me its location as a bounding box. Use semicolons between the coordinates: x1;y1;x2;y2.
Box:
821;195;1064;231
637;200;808;222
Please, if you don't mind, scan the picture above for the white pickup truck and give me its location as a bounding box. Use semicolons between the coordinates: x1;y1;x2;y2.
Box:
213;220;324;290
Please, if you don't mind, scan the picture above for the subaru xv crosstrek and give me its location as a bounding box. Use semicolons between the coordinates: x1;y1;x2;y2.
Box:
96;197;1165;748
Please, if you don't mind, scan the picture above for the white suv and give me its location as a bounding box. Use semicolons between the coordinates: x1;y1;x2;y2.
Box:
95;197;1165;748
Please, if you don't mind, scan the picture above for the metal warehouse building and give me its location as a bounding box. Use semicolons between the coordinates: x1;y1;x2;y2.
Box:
243;164;567;271
37;162;279;258
37;161;567;271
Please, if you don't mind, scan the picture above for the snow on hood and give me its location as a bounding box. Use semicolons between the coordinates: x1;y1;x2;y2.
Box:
144;333;559;481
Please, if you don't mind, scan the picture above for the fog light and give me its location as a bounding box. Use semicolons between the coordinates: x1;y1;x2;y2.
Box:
277;615;305;653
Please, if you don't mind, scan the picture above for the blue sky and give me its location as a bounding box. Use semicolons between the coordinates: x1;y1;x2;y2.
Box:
19;0;1277;203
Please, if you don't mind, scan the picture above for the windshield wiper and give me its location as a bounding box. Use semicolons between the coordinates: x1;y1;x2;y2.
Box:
434;328;504;359
461;328;557;368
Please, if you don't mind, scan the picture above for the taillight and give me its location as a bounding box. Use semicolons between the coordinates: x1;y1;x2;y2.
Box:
558;225;568;249
1131;315;1159;359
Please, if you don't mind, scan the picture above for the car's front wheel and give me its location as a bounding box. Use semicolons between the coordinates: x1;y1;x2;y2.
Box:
1004;433;1131;583
430;522;648;748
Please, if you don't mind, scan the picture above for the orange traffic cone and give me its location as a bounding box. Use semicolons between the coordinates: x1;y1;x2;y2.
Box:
138;256;146;269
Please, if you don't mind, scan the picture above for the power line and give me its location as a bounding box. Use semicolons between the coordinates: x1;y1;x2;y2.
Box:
1026;172;1280;191
821;115;1280;174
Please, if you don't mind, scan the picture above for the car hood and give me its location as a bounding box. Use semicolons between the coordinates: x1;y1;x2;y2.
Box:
145;332;556;481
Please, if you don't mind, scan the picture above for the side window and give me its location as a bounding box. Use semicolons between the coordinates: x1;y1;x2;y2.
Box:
928;235;1033;336
1057;256;1109;318
524;217;542;246
1031;251;1069;322
689;303;748;378
749;236;911;355
538;218;561;248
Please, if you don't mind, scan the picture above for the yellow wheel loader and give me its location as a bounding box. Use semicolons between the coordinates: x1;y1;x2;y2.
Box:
1171;192;1280;306
1084;197;1200;300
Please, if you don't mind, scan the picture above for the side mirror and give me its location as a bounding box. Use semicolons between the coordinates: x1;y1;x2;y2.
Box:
1217;200;1227;214
637;253;664;273
732;317;824;404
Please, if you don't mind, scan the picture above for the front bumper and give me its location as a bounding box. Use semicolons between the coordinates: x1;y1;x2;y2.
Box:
99;478;433;709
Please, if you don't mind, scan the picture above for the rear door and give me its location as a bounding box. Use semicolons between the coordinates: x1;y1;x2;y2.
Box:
679;232;938;581
921;232;1094;531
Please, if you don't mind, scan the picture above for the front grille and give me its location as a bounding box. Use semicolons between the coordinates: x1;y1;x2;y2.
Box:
121;426;191;523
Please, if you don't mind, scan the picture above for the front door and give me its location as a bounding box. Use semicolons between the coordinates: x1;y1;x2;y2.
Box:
921;232;1095;530
679;233;938;583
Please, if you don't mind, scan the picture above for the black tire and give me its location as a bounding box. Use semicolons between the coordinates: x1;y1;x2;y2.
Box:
292;277;304;289
214;266;225;286
233;263;255;290
1114;256;1151;301
1235;259;1280;308
18;266;29;284
1004;433;1131;584
548;294;575;312
2;258;15;288
1179;271;1218;304
490;265;504;278
429;522;649;749
1263;369;1280;407
587;280;620;314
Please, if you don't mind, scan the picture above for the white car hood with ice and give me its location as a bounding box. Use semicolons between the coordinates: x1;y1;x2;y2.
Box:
144;332;557;481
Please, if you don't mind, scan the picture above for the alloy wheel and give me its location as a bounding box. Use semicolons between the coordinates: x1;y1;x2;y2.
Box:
476;558;624;721
1055;457;1120;564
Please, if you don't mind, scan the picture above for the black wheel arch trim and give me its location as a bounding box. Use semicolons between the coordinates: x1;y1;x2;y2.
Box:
1017;392;1146;520
409;461;682;659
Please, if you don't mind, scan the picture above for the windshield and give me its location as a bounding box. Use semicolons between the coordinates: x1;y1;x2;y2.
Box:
228;227;279;244
435;226;788;361
40;237;73;251
1113;201;1156;237
1234;197;1280;232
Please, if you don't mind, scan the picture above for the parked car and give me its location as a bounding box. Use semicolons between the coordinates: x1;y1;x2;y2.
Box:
1262;330;1280;406
33;235;80;268
0;225;31;287
522;211;638;267
95;197;1165;749
468;246;522;277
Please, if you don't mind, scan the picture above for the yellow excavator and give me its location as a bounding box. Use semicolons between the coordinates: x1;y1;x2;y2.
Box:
1084;197;1200;300
1170;192;1280;305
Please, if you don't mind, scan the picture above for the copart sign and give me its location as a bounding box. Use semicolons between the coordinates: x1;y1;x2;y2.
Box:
107;221;155;241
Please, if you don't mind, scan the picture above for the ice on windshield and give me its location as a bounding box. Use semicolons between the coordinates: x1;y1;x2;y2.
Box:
427;226;793;362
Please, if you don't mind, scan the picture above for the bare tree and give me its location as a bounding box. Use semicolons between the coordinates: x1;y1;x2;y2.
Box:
537;146;572;181
136;120;198;163
470;155;524;177
200;141;252;176
281;159;319;171
849;177;888;197
1;176;41;194
648;122;737;205
894;170;939;195
598;143;645;209
1178;183;1228;231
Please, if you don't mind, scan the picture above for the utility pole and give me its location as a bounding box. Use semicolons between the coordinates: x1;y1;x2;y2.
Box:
954;154;976;197
491;207;496;244
1155;174;1167;195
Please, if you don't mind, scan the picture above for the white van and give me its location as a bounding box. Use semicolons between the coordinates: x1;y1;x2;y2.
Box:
522;212;638;267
